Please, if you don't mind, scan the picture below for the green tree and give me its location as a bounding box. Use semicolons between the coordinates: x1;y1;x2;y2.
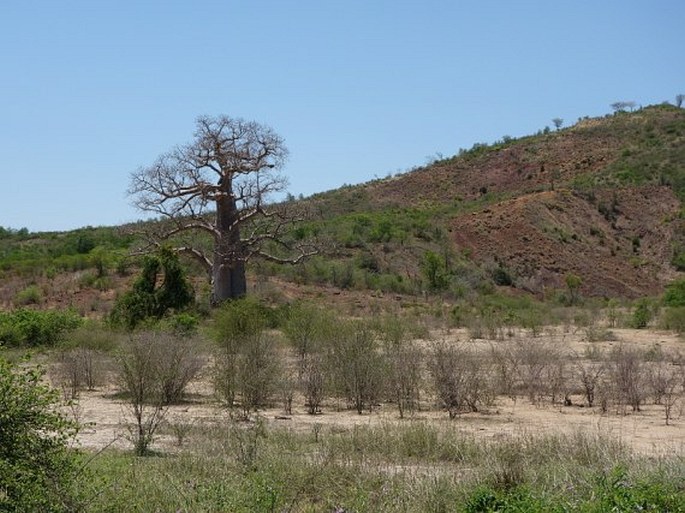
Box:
110;247;194;329
564;273;582;305
0;357;84;511
89;246;109;278
630;299;655;329
422;250;450;292
663;278;685;307
282;302;333;360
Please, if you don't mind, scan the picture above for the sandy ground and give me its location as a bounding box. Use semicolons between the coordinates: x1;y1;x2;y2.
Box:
69;327;685;456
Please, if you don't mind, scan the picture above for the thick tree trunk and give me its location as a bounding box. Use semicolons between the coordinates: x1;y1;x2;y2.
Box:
212;193;247;304
212;259;246;304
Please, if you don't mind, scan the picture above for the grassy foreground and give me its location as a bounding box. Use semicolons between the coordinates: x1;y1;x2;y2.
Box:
79;421;684;512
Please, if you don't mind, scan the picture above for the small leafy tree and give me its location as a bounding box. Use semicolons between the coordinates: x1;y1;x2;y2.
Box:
111;247;193;329
676;94;684;108
283;302;332;360
663;278;685;307
422;250;450;292
0;357;84;511
564;273;582;305
630;299;654;329
552;118;563;130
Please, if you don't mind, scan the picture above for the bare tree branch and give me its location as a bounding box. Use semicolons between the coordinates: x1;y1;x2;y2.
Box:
128;115;315;303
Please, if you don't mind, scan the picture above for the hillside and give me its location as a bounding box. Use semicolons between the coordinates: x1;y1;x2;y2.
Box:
1;104;684;312
306;104;685;298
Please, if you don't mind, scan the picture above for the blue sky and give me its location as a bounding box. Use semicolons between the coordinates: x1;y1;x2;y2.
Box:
1;1;683;232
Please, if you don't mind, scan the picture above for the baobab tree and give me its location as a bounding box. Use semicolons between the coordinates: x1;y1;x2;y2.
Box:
129;115;316;303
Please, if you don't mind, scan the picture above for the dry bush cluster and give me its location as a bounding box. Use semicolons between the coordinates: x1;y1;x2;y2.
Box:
65;330;203;455
50;326;118;399
206;302;685;426
488;337;684;424
53;301;685;457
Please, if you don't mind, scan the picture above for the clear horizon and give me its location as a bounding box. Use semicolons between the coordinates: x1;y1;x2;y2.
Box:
1;0;683;232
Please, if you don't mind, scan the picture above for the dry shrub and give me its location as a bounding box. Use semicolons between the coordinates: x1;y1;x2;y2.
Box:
607;345;645;412
156;335;204;405
429;340;495;418
385;342;423;418
647;356;682;425
574;359;606;407
327;321;384;414
377;314;423;418
117;331;204;454
489;341;522;400
299;354;326;414
278;368;297;416
52;348;104;399
514;338;564;405
51;325;117;398
214;331;281;419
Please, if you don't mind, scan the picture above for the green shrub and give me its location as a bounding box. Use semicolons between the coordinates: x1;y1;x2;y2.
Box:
660;306;685;333
671;251;685;271
630;299;655;329
564;273;583;305
213;296;271;345
14;284;43;306
589;465;685;513
282;302;334;359
422;250;450;291
0;316;23;347
663;277;685;306
164;312;200;335
0;309;82;347
465;485;551;512
0;357;85;511
110;248;194;329
492;266;514;287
